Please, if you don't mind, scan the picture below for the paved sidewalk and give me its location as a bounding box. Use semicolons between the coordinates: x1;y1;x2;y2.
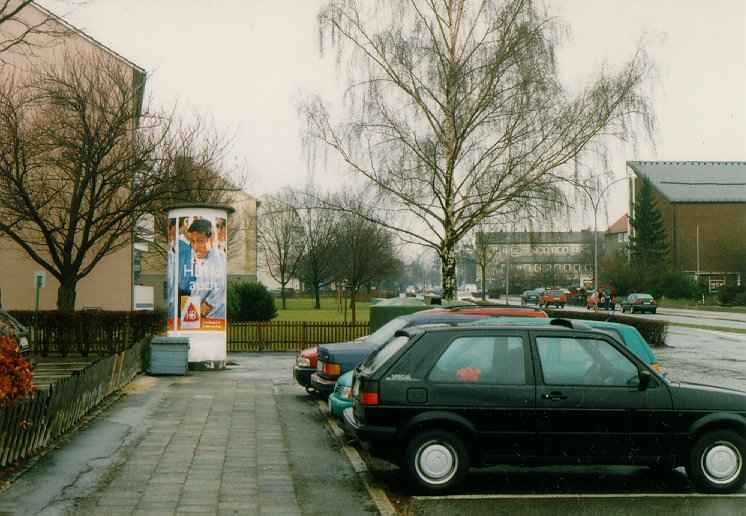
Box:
74;369;301;515
1;354;336;516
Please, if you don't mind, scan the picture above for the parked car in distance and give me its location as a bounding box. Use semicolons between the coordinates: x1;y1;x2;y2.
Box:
520;290;540;305
345;322;746;494
0;309;30;356
621;293;657;314
294;334;368;393
311;305;547;397
539;289;567;308
329;370;355;418
468;317;664;374
293;346;320;392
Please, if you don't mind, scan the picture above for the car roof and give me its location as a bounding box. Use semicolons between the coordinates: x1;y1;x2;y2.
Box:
399;318;598;338
412;305;546;319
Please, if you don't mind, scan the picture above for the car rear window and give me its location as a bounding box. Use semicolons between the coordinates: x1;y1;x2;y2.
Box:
548;290;562;296
362;335;410;372
365;317;410;348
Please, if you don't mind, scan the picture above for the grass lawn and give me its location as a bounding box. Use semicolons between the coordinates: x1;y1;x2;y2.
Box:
658;298;746;314
274;297;371;322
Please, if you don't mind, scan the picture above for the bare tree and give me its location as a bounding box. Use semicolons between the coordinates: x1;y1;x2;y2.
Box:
303;0;654;299
0;51;196;310
0;1;69;59
257;189;304;309
334;210;401;323
146;131;247;262
296;189;339;309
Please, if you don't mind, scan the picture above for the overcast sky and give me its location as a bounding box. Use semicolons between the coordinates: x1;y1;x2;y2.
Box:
42;0;746;233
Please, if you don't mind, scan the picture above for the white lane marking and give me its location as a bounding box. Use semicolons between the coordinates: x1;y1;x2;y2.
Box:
413;493;746;500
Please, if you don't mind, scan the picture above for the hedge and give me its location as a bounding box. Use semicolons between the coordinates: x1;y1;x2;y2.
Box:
8;310;166;356
545;309;668;348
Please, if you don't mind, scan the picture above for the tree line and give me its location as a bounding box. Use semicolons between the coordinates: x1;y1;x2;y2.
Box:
258;188;402;322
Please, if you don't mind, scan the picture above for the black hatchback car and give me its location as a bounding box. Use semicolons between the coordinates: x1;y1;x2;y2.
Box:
344;322;746;494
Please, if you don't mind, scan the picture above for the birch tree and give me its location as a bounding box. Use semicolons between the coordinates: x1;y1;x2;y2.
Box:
303;0;654;299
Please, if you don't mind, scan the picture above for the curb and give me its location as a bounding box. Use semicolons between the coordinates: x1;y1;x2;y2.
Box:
318;400;398;516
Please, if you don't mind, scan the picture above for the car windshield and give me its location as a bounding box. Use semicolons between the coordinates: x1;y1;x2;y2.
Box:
361;335;410;372
637;294;653;300
364;317;411;348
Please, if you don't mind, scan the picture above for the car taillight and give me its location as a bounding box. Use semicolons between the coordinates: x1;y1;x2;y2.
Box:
651;299;656;304
651;362;664;374
323;362;342;378
360;380;379;406
296;355;311;368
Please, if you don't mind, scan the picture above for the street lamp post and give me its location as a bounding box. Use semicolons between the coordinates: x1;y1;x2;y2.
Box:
576;176;628;291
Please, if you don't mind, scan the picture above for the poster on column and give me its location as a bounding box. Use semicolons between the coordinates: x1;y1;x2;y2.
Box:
168;213;227;331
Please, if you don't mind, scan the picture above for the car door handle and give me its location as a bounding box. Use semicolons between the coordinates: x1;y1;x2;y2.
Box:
542;391;568;401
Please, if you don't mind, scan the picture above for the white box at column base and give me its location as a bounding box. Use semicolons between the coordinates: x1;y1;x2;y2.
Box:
169;331;226;363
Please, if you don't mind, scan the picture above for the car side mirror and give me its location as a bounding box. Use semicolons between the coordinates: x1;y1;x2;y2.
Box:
638;370;653;391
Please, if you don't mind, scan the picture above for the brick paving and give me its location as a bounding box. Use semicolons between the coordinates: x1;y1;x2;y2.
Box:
75;371;302;516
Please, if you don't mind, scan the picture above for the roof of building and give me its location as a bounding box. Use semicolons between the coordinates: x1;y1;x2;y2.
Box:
627;161;746;203
606;214;628;234
482;231;597;245
28;1;145;74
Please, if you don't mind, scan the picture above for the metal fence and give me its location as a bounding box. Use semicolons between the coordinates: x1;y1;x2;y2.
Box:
228;321;370;352
0;338;145;468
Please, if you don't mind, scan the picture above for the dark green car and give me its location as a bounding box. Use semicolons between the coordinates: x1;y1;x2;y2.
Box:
345;322;746;494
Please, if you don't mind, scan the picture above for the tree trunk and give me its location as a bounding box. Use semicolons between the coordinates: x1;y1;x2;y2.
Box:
480;263;486;301
57;279;77;312
313;285;321;309
441;244;457;300
280;285;287;309
350;290;356;323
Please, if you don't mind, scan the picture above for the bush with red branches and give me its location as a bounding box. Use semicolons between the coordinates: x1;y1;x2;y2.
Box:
0;335;34;403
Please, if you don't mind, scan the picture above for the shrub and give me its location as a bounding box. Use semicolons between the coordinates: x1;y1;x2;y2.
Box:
228;282;278;321
8;310;166;356
652;271;704;300
719;285;746;306
0;336;34;403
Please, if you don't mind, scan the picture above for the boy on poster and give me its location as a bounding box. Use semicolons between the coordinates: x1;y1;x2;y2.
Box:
182;218;226;329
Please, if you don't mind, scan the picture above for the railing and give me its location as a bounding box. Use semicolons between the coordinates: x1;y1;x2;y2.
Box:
0;338;146;468
228;321;370;352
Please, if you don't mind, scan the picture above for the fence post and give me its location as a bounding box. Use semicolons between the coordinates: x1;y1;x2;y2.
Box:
301;322;307;348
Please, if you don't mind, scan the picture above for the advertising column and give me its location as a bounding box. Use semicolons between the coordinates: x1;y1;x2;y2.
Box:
166;204;233;367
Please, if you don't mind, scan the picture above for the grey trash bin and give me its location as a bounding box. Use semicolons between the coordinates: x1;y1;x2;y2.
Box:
149;336;190;375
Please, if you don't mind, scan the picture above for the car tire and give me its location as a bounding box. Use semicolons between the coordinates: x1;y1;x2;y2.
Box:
686;429;746;493
404;429;470;494
651;309;657;314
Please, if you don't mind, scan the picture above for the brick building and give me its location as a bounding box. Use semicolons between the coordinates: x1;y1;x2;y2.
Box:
627;161;746;289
